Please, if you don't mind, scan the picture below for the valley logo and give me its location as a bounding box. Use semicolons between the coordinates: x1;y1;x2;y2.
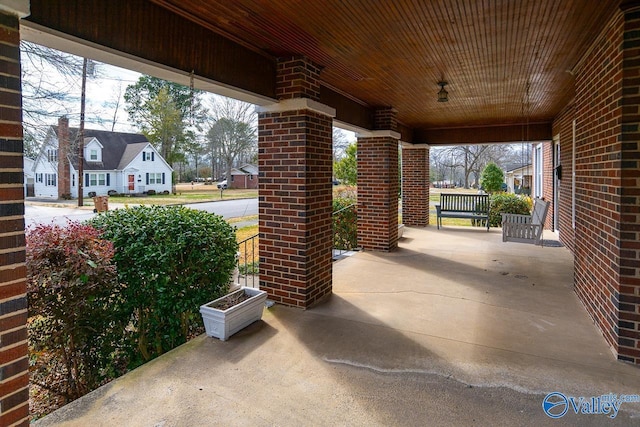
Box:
542;391;639;419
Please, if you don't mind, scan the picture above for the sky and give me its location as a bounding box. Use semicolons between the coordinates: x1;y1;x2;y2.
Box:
83;64;142;132
20;42;355;153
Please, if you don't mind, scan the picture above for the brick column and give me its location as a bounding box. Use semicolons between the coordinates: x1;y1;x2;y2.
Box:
257;57;335;309
357;108;400;251
0;2;30;425
401;143;429;227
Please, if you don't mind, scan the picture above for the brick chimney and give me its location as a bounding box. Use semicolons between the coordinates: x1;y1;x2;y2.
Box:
57;117;71;199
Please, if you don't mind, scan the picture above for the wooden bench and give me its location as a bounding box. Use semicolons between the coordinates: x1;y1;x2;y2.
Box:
436;193;490;231
502;198;549;246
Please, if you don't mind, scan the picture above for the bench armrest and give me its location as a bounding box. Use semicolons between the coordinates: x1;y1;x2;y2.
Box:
436;204;441;215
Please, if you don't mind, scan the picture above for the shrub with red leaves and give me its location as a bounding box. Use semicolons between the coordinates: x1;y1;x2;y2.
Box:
27;221;126;411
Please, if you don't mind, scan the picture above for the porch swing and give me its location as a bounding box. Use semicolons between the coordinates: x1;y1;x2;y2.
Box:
502;83;550;246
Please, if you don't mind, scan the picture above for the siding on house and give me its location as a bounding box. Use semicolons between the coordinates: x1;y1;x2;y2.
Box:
33;159;58;198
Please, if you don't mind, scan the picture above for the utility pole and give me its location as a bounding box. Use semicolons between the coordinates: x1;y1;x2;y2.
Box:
78;58;88;207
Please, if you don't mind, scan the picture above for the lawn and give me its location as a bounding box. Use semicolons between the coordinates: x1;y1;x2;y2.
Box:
429;187;481;226
235;223;258;242
106;183;257;206
429;213;478;227
236;224;259;269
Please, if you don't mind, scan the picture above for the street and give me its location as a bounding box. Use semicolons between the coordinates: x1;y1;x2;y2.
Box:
25;198;258;227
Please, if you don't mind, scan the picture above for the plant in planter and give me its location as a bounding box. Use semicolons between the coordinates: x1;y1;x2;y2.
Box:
200;287;267;341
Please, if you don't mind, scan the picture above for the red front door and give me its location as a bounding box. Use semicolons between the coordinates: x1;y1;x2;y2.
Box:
128;174;135;191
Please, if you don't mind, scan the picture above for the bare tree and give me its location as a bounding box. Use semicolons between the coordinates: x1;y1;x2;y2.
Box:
206;96;257;183
333;128;352;161
431;144;522;188
429;148;451;184
19;41;137;157
20;41;86;155
106;80;125;132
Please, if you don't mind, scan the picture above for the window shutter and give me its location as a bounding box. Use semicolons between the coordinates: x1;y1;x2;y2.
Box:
146;173;149;185
162;173;165;184
106;173;110;186
85;173;89;187
142;152;146;161
152;152;155;161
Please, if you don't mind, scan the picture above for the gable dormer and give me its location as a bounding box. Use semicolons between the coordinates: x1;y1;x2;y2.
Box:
84;137;103;162
141;148;155;162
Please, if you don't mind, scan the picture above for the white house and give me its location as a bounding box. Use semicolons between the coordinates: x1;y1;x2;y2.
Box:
504;163;532;195
33;117;173;198
23;157;34;197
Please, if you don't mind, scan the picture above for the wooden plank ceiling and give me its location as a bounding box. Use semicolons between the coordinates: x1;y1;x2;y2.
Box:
151;0;618;133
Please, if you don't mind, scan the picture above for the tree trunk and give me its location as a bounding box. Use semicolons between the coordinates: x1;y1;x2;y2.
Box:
464;148;470;188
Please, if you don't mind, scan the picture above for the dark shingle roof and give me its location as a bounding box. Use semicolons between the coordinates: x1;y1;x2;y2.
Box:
54;126;149;171
118;142;149;169
504;163;531;173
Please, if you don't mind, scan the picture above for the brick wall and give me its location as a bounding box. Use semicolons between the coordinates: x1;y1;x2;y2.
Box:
357;135;399;251
618;6;640;363
258;108;333;308
0;10;30;425
574;10;624;359
552;102;576;253
401;145;429;227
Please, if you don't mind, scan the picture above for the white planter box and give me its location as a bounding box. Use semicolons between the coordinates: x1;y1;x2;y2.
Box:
199;287;267;341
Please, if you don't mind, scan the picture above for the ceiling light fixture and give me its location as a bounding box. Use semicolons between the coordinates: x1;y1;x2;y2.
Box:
437;81;449;102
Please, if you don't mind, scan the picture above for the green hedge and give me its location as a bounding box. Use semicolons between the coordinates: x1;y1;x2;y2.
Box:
333;197;357;250
89;205;238;366
489;193;532;227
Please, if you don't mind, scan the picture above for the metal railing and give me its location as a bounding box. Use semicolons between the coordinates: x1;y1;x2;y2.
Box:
237;233;259;288
332;203;358;260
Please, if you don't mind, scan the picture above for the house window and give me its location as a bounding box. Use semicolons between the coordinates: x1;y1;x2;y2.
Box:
47;149;58;162
90;149;98;161
149;173;162;184
143;152;155;161
72;174;76;187
249;175;253;180
45;173;57;186
36;173;43;183
87;173;107;187
231;175;235;182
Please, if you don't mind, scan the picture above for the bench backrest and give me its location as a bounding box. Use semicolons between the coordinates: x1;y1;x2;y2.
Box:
531;198;550;225
440;194;489;213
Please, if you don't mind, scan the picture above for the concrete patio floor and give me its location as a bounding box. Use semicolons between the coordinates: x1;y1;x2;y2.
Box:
35;226;640;426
